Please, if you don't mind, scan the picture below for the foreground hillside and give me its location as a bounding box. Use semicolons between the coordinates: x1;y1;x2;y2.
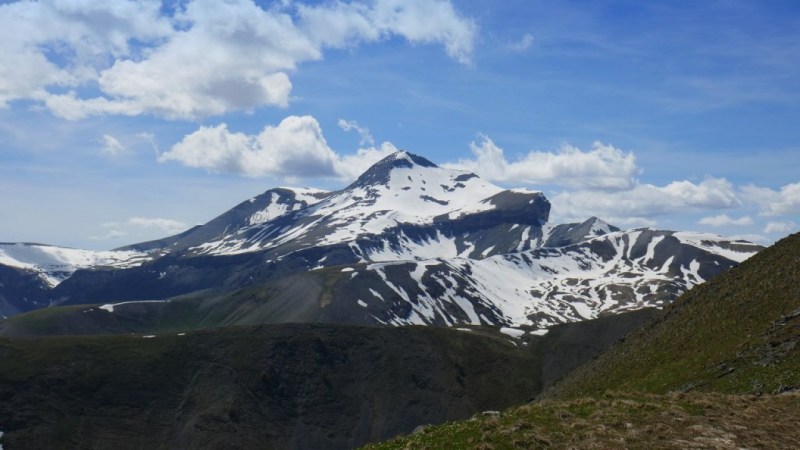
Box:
550;231;800;397
365;391;800;450
364;232;800;448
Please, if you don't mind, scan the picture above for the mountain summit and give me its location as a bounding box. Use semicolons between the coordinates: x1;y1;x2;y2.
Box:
0;151;761;329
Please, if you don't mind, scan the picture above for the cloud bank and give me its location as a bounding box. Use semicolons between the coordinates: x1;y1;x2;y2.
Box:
0;0;476;120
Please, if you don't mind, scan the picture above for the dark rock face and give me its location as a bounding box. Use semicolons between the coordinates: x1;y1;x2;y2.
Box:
544;217;619;248
349;152;437;189
0;264;51;316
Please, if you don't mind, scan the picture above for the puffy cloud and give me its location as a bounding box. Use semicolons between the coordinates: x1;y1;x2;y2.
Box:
161;115;396;180
698;214;753;227
443;136;750;228
764;221;798;234
446;135;639;190
338;119;375;146
552;177;741;222
0;0;477;120
160;115;338;177
741;182;800;216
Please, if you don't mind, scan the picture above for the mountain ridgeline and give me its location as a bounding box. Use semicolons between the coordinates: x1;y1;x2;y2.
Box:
0;151;760;333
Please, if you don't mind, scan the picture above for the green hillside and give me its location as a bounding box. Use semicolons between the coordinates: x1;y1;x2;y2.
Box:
549;231;800;397
364;232;800;449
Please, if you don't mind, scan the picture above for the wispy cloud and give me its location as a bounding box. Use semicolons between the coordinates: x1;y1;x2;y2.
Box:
698;214;753;227
508;33;534;52
764;221;798;235
338;119;375;146
99;134;126;157
92;216;188;241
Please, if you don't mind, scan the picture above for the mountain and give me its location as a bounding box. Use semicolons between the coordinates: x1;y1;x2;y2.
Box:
362;232;800;450
0;243;148;316
0;151;761;332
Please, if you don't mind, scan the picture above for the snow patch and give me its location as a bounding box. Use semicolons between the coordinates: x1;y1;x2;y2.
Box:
99;300;167;313
499;327;526;338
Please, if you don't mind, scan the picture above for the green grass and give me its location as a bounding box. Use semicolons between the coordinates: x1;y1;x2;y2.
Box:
549;232;800;397
363;392;800;450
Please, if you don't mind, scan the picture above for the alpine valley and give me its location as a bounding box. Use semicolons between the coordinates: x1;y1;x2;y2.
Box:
0;151;771;450
0;151;760;333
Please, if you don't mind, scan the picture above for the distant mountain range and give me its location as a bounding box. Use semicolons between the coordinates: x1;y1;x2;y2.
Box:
0;151;762;331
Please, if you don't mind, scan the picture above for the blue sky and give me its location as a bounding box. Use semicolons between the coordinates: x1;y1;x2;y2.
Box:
1;0;798;250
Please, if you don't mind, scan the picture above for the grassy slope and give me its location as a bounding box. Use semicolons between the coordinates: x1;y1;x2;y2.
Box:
363;232;800;449
549;231;800;397
365;392;800;450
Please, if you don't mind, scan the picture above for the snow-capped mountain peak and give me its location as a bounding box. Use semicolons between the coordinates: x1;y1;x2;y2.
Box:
187;151;545;255
308;151;504;227
0;151;764;327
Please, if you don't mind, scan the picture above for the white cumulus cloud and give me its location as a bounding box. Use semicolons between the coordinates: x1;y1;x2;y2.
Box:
0;0;477;120
160;116;337;177
161;115;397;180
446;135;639;190
698;214;753;227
